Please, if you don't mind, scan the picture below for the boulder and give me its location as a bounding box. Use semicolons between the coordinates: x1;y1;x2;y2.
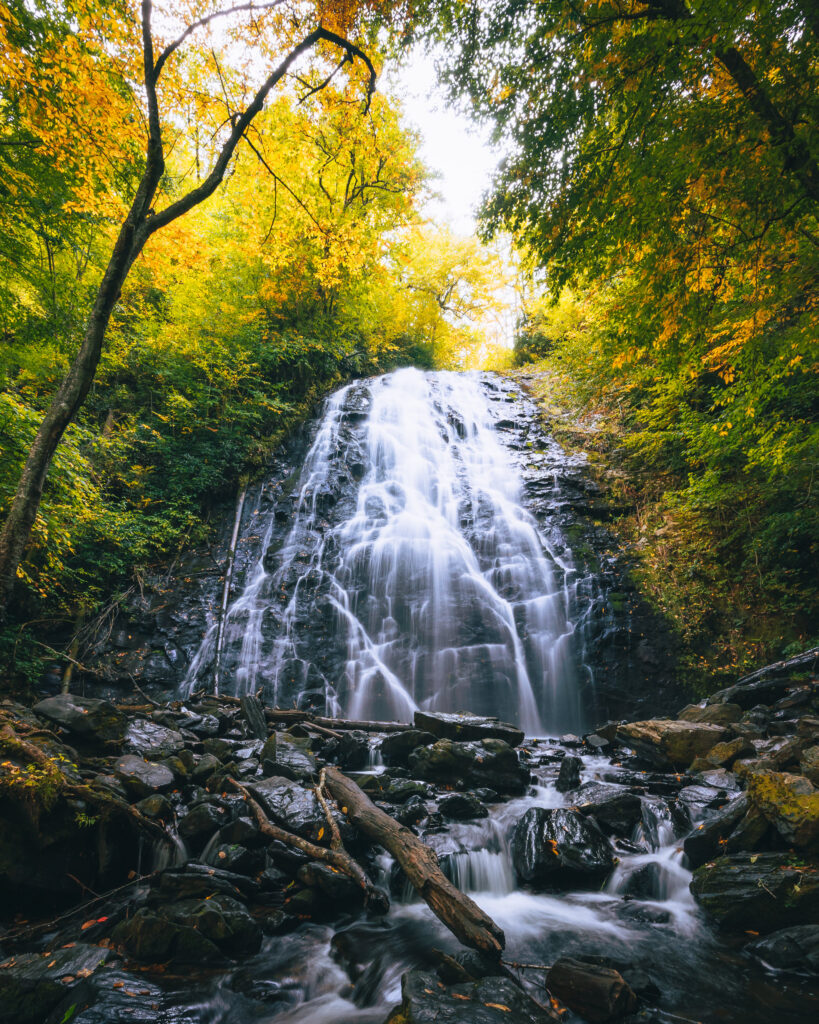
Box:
682;794;749;869
124;718;186;759
555;755;582;793
414;710;525;748
746;770;819;850
114;754;174;797
511;807;614;885
546;957;638;1023
388;969;556;1023
33;694;125;745
745;924;819;974
438;792;488;820
408;738;529;795
248;776;326;841
178;801;232;841
569;782;643;836
700;736;755;769
708;676;798;709
678;703;743;726
134;793;173;820
380;729;436;766
0;943;112;1024
359;774;430;804
297;860;365;905
801;745;819;787
260;733;317;781
151;864;259;903
615;720;727;769
690;852;819;932
113;893;261;962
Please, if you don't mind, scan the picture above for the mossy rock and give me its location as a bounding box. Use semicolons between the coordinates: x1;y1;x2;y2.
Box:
747;770;819;851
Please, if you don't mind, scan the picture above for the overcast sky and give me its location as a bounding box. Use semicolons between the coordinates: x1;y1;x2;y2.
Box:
384;51;501;236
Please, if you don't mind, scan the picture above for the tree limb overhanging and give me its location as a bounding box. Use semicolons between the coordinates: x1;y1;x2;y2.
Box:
0;3;377;613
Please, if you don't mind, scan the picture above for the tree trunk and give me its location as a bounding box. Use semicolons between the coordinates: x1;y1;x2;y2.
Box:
324;765;506;957
0;216;146;613
546;958;638;1023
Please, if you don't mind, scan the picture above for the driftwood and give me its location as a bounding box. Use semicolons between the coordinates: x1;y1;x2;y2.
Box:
324;765;505;957
735;646;818;687
227;777;388;912
546;958;638;1023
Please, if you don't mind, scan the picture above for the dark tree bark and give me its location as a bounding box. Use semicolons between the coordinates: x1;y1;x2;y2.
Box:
324;765;506;956
0;1;375;614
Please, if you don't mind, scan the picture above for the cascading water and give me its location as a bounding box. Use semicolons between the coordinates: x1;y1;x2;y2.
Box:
184;368;586;734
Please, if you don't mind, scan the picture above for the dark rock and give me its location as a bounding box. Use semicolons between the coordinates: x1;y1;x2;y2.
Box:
297;860;365;905
152;864;260;903
134;793;173;820
192;752;223;782
178;801;231;840
409;738;529;795
326;730;371;770
511;807;614;885
0;942;112;1024
690;852;819;932
248;776;326;840
570;782;643;835
125;718;186;759
220;815;261;845
708;676;801;710
114;754;174;797
683;794;749;869
210;843;263;874
33;694;125;745
438;792;488;820
745;924;819;974
414;710;525;748
801;745;819;786
359;774;430;804
202;737;234;761
380;730;436;766
261;733;317;781
391;969;556;1023
547;957;638;1023
395;794;429;826
555;754;583;793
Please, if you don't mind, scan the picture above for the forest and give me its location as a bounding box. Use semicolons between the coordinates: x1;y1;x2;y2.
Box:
0;2;817;1023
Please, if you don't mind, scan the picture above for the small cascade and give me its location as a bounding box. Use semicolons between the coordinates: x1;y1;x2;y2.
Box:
184;368;589;733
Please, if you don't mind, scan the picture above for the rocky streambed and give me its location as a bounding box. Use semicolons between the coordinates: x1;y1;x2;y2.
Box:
1;651;817;1024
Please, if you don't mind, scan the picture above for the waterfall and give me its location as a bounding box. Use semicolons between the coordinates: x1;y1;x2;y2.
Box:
183;368;586;734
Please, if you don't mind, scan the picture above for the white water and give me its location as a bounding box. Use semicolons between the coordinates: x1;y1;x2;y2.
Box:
184;369;585;734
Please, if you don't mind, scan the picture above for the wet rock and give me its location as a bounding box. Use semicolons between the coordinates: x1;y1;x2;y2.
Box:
134;793;173;820
211;843;264;874
202;737;234;761
124;718;185;759
152;864;260;903
699;736;756;769
359;774;430;804
414;710;525;748
33;694;125;746
555;754;583;793
511;807;614;885
746;770;819;850
0;942;112;1024
678;703;743;726
220;815;261;846
570;782;643;835
683;793;749;869
395;794;429;826
695;768;742;792
261;733;317;781
380;730;436;766
409;738;529;795
249;775;326;840
389;969;556;1023
113;893;261;962
438;792;488;820
615;720;728;769
297;860;365;905
178;800;232;841
192;752;223;782
114;754;174;797
708;676;798;710
91;773;128;800
323;729;370;770
690;852;819;932
745;924;819;974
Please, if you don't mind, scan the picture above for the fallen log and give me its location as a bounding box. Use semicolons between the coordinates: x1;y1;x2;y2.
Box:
227;777;388;912
324;765;505;957
546;958;638;1023
263;708;410;733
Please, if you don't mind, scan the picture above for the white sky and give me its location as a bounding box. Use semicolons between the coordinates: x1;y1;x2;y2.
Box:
383;51;501;236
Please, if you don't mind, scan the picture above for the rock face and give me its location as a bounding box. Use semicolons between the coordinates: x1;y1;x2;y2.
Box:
388;969;557;1024
511;807;614;884
615;719;727;768
33;694;126;745
0;943;112;1024
414;710;525;747
408;738;529;795
690;852;819;932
